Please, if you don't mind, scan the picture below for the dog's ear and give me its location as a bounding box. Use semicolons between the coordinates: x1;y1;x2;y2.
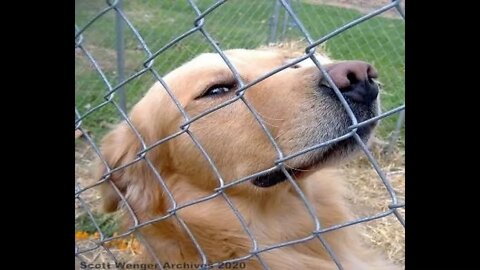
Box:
95;123;141;212
95;120;167;216
95;83;173;216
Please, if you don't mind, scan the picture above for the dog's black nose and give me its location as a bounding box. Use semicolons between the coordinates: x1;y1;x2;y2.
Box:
326;61;379;104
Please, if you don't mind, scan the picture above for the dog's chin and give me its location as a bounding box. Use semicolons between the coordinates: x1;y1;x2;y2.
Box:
251;124;376;188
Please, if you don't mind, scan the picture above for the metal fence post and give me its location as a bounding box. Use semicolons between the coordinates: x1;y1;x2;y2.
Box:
280;0;291;41
268;0;281;44
115;0;127;113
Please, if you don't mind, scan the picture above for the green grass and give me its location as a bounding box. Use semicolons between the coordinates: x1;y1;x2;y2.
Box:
75;0;404;143
75;212;119;237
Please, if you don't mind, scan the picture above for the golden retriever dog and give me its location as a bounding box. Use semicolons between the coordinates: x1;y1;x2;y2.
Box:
96;47;399;269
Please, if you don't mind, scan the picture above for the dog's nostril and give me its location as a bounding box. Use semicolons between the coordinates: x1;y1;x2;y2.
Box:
367;65;378;79
346;72;359;85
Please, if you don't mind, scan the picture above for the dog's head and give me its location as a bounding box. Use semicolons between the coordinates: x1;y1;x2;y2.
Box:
97;48;380;213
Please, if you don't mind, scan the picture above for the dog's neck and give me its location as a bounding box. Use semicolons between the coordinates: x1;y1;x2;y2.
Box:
137;176;309;263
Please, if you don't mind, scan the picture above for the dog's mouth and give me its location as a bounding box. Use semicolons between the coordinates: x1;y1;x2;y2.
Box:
251;161;324;188
251;169;294;188
250;165;318;188
251;123;375;188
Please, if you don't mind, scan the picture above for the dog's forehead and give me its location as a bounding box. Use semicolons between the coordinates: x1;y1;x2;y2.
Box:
185;53;228;68
191;49;285;67
164;50;335;85
163;53;232;83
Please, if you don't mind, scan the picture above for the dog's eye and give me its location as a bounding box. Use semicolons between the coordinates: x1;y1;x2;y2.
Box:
199;83;237;98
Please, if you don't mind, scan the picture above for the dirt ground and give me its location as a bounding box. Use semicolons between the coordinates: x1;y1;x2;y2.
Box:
343;145;405;267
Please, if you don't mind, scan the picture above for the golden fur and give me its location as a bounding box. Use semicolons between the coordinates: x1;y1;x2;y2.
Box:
96;47;399;269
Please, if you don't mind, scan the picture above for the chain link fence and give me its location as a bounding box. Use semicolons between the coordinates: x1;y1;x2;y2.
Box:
75;0;405;269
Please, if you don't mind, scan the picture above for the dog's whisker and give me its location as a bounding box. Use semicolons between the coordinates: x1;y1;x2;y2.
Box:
252;110;284;128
